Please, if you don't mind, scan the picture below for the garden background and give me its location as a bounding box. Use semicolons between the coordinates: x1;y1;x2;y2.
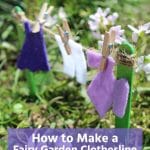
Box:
0;0;149;149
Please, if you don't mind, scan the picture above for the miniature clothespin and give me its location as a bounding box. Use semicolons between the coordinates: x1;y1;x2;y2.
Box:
32;2;48;33
44;6;54;18
99;32;110;71
99;31;116;71
57;20;72;55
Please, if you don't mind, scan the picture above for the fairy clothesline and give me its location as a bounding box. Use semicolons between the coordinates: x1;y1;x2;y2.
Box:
13;6;87;84
13;6;113;53
13;4;137;61
13;10;87;50
13;5;136;84
14;10;136;67
13;4;136;127
16;19;131;118
13;5;136;83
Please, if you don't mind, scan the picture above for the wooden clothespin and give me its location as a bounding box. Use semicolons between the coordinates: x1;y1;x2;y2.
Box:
57;20;72;55
62;19;72;39
47;6;54;15
32;2;48;33
99;32;110;71
99;30;116;71
44;6;54;20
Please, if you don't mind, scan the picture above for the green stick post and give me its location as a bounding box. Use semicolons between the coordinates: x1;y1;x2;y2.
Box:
115;41;135;128
25;70;37;96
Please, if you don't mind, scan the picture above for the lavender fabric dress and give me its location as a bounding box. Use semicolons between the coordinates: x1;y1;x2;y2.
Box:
17;21;50;72
86;50;129;118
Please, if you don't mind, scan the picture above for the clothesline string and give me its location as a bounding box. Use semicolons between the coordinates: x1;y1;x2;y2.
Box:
21;18;92;52
13;9;118;54
14;14;136;67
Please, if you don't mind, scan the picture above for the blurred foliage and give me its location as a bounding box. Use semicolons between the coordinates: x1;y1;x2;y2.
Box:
0;0;150;149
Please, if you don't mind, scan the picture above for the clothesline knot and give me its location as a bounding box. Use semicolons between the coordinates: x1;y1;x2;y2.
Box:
116;50;136;67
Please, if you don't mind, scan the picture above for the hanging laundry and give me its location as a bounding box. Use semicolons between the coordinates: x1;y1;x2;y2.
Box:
55;34;87;84
17;21;50;72
86;50;129;118
55;35;75;77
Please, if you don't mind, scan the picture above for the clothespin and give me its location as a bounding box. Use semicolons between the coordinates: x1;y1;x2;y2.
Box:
32;2;48;33
44;6;54;20
47;6;54;15
57;20;72;55
99;30;116;71
62;20;73;39
99;32;110;71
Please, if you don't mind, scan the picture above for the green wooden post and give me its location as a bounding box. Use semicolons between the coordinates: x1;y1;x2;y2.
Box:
25;70;37;96
15;6;37;96
115;41;135;128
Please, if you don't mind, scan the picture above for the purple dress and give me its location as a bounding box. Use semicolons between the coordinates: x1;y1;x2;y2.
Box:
17;21;50;72
86;50;129;118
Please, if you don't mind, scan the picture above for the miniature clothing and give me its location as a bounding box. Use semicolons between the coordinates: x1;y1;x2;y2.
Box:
55;35;75;77
55;34;87;84
86;50;129;118
17;21;50;72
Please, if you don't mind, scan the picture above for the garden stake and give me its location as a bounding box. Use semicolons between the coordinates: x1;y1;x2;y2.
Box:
25;70;37;96
115;41;135;128
14;6;37;96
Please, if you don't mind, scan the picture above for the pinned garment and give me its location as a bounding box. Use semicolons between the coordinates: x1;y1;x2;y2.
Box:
55;34;87;84
86;50;129;118
17;21;50;72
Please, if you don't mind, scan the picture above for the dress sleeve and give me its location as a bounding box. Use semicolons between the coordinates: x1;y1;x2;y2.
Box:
86;50;102;68
24;21;31;34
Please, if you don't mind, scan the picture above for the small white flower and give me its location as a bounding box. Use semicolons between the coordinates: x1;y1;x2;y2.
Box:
98;40;103;49
103;8;111;16
88;7;119;35
139;22;150;33
109;25;125;44
128;22;150;42
143;64;150;74
91;31;101;39
136;55;150;75
132;32;139;43
107;12;119;25
88;14;100;31
96;7;110;17
136;56;144;73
